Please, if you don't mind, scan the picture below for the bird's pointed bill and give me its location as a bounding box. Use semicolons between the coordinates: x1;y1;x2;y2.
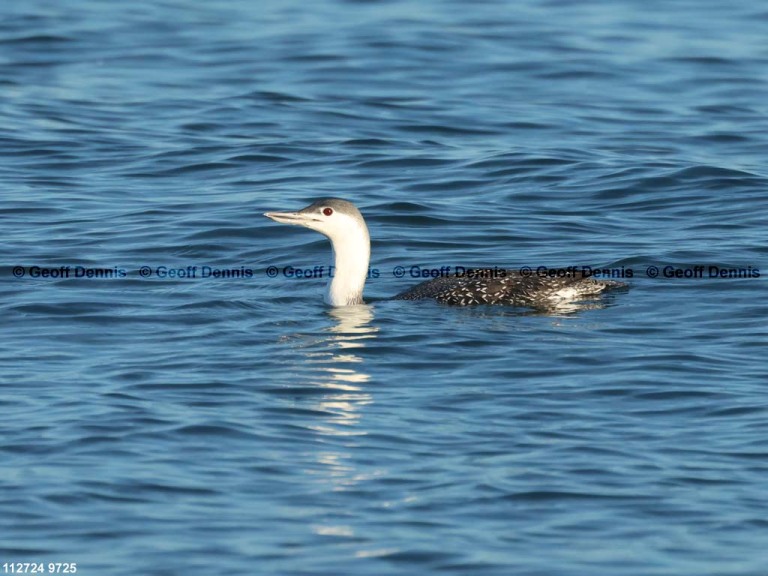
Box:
263;211;319;226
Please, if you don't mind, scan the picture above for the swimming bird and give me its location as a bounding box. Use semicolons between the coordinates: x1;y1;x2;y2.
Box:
264;198;626;308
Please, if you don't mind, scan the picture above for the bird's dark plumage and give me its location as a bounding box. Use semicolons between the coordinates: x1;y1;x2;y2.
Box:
393;268;626;307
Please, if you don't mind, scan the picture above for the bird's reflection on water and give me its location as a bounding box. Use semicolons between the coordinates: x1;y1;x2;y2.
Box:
281;305;381;541
301;305;377;438
277;304;378;474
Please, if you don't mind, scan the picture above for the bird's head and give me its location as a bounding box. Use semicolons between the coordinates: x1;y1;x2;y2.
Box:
264;198;369;244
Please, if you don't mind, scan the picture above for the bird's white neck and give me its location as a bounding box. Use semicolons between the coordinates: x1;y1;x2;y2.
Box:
325;222;370;306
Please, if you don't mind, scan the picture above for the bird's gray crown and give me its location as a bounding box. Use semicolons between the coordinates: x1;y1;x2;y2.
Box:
300;198;365;224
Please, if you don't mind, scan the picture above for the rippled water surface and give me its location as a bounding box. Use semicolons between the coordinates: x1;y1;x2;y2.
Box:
2;0;768;574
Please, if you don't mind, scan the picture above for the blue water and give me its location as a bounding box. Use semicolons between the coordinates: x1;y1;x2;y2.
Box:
2;0;768;574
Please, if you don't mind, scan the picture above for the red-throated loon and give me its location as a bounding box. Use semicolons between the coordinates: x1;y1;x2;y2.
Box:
264;198;626;307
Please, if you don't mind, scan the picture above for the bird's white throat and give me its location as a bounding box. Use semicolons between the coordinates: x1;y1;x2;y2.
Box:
325;219;370;306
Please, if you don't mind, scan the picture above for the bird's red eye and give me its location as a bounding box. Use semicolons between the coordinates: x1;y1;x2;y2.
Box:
323;207;333;216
